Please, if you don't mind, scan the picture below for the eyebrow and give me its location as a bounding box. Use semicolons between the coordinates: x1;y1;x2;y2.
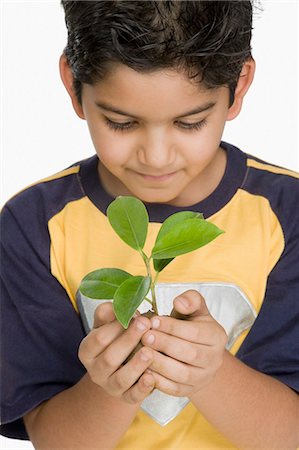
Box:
95;101;216;119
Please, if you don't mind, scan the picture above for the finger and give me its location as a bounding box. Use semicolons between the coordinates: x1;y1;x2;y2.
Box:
172;290;210;319
145;370;192;397
79;319;124;363
94;316;151;378
108;347;154;395
122;372;155;404
93;302;116;328
149;315;218;345
149;349;200;385
142;330;209;367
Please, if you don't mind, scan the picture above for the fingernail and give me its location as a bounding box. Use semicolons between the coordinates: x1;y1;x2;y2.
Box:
151;317;160;329
177;297;189;308
143;378;154;388
140;349;150;361
146;334;155;345
135;319;147;331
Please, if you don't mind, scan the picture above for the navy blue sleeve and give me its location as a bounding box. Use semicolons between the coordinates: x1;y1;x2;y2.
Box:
0;199;86;440
237;171;299;393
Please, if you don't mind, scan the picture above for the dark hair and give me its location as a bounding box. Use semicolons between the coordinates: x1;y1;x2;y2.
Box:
61;0;254;106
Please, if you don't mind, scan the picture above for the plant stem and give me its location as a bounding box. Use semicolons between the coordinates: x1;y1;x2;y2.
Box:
140;250;159;315
144;297;153;307
150;278;158;314
153;271;160;285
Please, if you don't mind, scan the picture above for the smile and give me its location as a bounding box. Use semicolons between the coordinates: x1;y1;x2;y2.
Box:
135;171;178;182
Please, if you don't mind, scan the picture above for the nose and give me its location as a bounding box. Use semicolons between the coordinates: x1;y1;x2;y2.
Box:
137;127;176;169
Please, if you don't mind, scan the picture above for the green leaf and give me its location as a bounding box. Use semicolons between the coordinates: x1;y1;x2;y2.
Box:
155;211;204;241
107;196;149;251
153;211;203;272
151;218;224;259
113;276;151;328
153;257;174;273
79;268;132;299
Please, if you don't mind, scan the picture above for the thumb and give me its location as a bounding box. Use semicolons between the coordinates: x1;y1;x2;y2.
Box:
171;290;210;320
93;301;116;328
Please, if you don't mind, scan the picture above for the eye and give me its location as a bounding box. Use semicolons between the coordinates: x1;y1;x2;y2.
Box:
105;118;208;132
176;119;207;131
105;119;136;132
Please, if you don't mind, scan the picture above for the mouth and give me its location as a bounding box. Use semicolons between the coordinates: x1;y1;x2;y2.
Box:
134;171;178;182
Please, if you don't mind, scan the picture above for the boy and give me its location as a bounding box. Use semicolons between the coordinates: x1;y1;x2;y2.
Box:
1;1;298;449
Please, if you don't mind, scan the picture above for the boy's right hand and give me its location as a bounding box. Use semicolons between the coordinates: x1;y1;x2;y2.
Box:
78;302;155;404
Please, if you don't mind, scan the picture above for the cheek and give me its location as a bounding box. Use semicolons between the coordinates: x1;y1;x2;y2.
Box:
90;129;133;166
184;130;221;165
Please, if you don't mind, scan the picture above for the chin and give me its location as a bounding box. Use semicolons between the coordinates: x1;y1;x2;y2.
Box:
135;190;178;205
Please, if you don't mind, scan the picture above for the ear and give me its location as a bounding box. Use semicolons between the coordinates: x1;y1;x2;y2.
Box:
226;58;256;121
59;54;85;120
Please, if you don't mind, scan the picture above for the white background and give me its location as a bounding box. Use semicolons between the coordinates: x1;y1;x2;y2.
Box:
1;1;298;449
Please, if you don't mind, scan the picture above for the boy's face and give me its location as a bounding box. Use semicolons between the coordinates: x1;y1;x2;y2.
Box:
79;64;235;206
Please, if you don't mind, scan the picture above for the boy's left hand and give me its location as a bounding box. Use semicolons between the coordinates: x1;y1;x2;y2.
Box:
141;290;227;397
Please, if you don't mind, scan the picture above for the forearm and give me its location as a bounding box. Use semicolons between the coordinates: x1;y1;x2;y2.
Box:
24;373;140;450
190;351;299;450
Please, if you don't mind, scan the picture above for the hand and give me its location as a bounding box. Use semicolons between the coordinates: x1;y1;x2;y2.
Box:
141;290;227;397
78;302;155;404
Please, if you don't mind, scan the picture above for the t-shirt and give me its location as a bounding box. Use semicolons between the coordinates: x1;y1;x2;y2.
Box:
1;141;299;449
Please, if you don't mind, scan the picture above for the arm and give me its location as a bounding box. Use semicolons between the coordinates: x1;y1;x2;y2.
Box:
141;290;299;449
191;350;299;450
1;203;154;448
24;374;141;450
24;303;155;450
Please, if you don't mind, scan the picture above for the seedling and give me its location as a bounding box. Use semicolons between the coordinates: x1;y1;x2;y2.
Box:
79;196;224;328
